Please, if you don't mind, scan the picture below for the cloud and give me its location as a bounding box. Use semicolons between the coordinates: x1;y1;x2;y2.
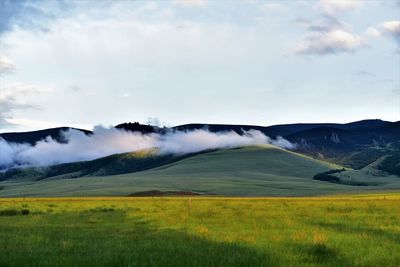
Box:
0;127;296;169
0;0;58;35
293;4;365;56
318;0;361;15
0;139;30;167
305;15;345;32
3;118;62;131
295;29;365;55
173;0;206;8
355;70;375;77
293;16;341;32
365;27;381;38
0;55;16;75
262;2;285;12
0;84;53;129
382;20;400;42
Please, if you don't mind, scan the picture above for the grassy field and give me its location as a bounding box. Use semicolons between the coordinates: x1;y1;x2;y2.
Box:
4;145;400;197
1;194;399;266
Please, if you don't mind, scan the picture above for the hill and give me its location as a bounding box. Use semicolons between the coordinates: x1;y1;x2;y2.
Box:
2;145;399;197
0;149;202;181
1;119;392;145
174;119;391;137
0;127;92;145
1;119;399;184
286;121;400;165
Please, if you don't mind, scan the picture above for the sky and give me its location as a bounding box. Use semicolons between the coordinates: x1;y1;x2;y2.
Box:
0;0;399;132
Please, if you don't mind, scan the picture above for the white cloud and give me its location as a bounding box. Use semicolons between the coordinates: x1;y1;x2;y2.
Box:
318;0;361;15
140;2;158;11
4;118;61;130
382;21;400;33
0;84;53;98
382;20;400;42
365;27;381;38
0;127;296;168
173;0;206;8
295;29;365;55
3;8;264;71
0;84;54;129
0;55;16;75
262;2;284;12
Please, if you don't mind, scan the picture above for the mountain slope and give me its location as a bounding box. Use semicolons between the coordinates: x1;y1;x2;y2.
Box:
286;121;400;159
0;149;204;181
0;127;91;145
4;145;399;197
174;119;391;137
1;119;399;177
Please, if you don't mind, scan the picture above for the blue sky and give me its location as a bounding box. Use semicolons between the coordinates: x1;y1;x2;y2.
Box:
0;0;399;132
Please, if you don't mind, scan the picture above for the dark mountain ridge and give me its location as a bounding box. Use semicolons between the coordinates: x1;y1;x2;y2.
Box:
1;119;399;173
0;127;92;145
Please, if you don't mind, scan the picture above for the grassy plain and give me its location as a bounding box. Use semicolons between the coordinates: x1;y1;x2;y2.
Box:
1;193;399;266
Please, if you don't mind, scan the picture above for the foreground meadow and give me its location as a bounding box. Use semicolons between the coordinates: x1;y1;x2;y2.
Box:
0;194;399;266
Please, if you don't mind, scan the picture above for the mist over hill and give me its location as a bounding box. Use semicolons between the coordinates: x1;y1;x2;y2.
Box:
1;119;399;186
0;126;295;169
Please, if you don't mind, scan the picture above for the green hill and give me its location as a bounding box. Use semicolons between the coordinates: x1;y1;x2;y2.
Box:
2;144;399;197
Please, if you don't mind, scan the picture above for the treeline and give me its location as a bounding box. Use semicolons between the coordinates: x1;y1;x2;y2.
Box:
313;169;346;183
379;153;400;176
115;122;157;134
313;169;368;186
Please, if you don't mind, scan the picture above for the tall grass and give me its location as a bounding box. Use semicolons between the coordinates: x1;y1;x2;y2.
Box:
0;194;399;266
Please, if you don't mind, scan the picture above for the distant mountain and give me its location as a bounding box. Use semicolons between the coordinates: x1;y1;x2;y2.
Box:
266;119;390;135
285;121;400;155
0;127;92;145
0;145;350;197
0;123;159;145
173;123;288;137
174;119;392;137
115;122;158;134
1;119;399;171
1;119;392;145
2;145;400;197
1;119;400;197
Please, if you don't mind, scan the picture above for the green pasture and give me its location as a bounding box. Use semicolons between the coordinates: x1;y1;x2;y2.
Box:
0;194;399;266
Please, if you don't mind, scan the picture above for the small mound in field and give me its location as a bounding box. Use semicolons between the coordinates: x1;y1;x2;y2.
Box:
128;190;202;197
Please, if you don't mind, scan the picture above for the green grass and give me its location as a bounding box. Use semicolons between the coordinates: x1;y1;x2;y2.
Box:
0;194;399;266
1;145;400;197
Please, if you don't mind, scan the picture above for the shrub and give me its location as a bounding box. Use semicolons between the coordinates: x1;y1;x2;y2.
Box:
0;208;30;216
0;208;20;216
21;209;30;215
89;207;115;213
313;169;345;183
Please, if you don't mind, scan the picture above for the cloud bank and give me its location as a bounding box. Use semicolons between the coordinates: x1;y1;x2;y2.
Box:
0;55;16;75
382;20;400;43
0;84;54;128
295;29;364;55
0;126;296;169
318;0;361;15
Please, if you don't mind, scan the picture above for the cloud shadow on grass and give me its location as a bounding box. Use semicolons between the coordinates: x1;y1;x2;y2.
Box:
0;210;274;266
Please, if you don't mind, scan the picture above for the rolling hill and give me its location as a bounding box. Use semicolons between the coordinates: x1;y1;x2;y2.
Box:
0;127;92;145
1;119;399;197
2;145;399;197
3;119;398;173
